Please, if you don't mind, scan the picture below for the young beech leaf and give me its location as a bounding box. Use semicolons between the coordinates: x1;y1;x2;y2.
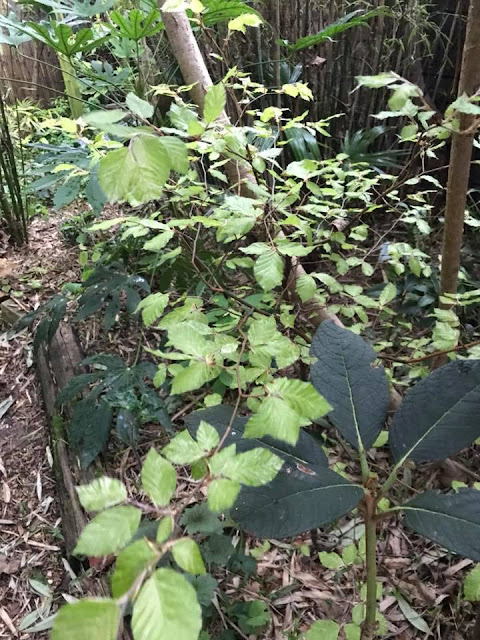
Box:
203;83;226;124
111;539;157;598
253;250;284;290
402;489;480;561
141;449;176;506
220;448;283;486
51;599;121;640
74;506;141;557
131;568;202;640
208;444;237;476
464;565;480;601
310;321;389;451
172;538;206;575
196;420;220;451
76;477;126;512
126;92;154;119
208;478;241;512
163;430;204;464
171;361;221;395
389;359;480;464
156;517;173;544
305;619;340;640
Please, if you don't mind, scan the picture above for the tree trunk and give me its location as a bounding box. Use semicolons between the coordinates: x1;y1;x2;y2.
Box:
439;0;480;301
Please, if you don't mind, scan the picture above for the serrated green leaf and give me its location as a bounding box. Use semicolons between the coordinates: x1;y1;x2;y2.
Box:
244;396;303;444
269;378;331;422
171;361;221;394
163;430;205;464
76;477;126;512
172;538;206;575
221;448;283;486
131;569;202;640
207;478;241;512
305;619;340;640
51;600;120;640
74;506;141;557
464;565;480;601
156;517;173;544
126;92;154;119
160;136;189;174
296;274;317;302
390;360;480;464
141;449;176;507
203;83;226;124
196;420;220;451
111;539;157;598
253;251;284;290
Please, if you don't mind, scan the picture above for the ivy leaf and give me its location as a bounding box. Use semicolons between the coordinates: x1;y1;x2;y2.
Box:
111;539;157;598
203;83;226;124
207;478;241;512
172;538;206;575
98;135;170;205
163;431;204;464
51;600;120;640
74;506;141;557
310;321;389;451
126;92;154;119
76;477;126;512
171;361;221;394
402;489;480;560
132;569;202;640
141;449;176;507
390;360;480;464
253;250;284;290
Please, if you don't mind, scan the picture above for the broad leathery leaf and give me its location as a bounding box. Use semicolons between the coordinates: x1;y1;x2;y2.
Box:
76;477;126;512
98;135;170;205
402;490;480;561
51;599;120;640
233;466;363;538
111;539;157;598
389;360;480;464
208;478;241;512
185;405;328;469
464;565;480;601
253;250;284;290
221;448;283;485
131;568;202;640
310;321;389;450
126;92;154;119
74;506;141;556
141;448;176;507
172;538;206;575
305;620;340;640
203;83;226;124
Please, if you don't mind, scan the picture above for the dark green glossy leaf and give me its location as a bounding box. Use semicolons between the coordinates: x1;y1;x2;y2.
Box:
310;321;389;450
68;399;112;469
402;490;480;561
390;360;480;463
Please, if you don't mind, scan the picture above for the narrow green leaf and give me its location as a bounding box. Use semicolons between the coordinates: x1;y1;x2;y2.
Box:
203;83;226;124
131;569;202;640
172;538;206;575
394;590;430;633
51;600;120;640
76;477;126;512
74;506;141;557
141;449;176;507
156;517;173;544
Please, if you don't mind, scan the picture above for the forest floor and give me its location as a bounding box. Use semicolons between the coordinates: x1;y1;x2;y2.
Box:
0;210;477;639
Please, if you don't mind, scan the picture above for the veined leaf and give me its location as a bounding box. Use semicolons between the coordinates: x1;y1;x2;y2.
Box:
51;600;120;640
131;569;202;640
111;539;157;598
172;538;205;575
402;489;480;561
76;477;126;512
203;83;226;124
171;361;221;394
253;250;284;291
389;360;480;464
141;449;176;507
126;92;154;119
74;506;141;557
310;321;389;451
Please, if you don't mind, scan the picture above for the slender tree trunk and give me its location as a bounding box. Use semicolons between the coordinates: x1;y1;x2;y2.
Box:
439;0;480;302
